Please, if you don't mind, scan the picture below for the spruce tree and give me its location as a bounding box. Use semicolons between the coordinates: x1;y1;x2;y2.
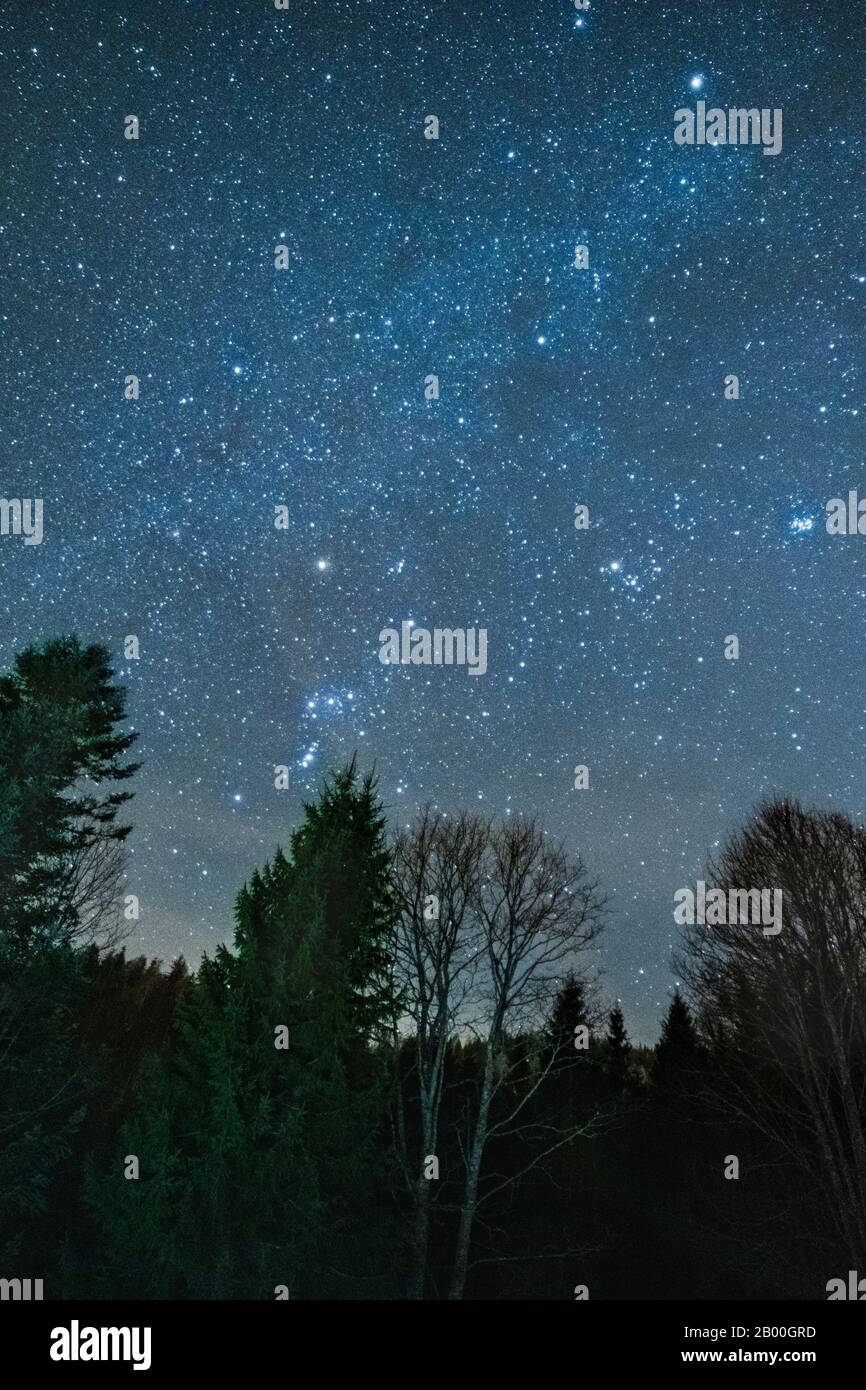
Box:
243;760;401;1295
0;636;138;1279
604;1004;632;1087
80;947;314;1299
545;971;590;1064
0;636;138;951
0;945;86;1272
84;761;402;1299
653;990;703;1089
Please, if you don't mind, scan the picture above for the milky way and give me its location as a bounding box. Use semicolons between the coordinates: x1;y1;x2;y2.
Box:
2;0;865;1039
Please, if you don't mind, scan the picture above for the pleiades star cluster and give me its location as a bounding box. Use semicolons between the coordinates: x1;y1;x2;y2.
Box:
2;0;864;1040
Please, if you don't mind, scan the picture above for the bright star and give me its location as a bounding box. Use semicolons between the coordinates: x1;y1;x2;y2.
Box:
690;75;704;90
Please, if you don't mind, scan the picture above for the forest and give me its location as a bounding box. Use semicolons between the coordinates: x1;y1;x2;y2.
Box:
1;635;863;1301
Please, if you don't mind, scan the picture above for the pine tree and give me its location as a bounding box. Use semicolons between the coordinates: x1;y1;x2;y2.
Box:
80;948;314;1299
0;945;87;1272
653;990;703;1089
0;636;139;1277
244;760;401;1296
83;761;402;1299
0;636;138;951
545;971;590;1064
604;1004;632;1087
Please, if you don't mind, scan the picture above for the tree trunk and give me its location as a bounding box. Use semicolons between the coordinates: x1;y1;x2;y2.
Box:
448;1141;483;1299
408;1175;431;1299
448;1063;494;1300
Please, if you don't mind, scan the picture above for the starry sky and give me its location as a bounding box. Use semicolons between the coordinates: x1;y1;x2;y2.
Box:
2;0;865;1042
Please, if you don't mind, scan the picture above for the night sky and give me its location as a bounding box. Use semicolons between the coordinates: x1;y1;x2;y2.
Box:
2;0;865;1041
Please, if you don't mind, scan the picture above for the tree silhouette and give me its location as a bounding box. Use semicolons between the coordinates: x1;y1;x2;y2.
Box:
653;990;703;1089
0;636;138;952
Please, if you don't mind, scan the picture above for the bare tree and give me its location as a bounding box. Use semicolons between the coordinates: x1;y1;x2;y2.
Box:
447;818;606;1298
392;810;607;1298
11;801;131;954
678;798;866;1268
390;808;488;1298
47;827;129;950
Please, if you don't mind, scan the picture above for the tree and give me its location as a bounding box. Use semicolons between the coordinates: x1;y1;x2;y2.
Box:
390;807;488;1298
546;971;594;1065
254;760;402;1295
0;636;140;1280
391;812;608;1298
678;798;866;1270
604;1005;632;1087
84;761;402;1299
0;945;86;1271
653;990;703;1089
448;818;606;1298
73;947;190;1145
538;970;611;1141
80;945;315;1299
0;636;138;952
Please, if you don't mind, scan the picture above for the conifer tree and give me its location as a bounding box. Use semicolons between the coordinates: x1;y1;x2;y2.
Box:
242;760;401;1295
0;636;138;951
545;970;591;1065
80;947;314;1298
0;637;138;1277
0;945;86;1271
604;1004;632;1087
83;761;402;1299
653;989;703;1088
